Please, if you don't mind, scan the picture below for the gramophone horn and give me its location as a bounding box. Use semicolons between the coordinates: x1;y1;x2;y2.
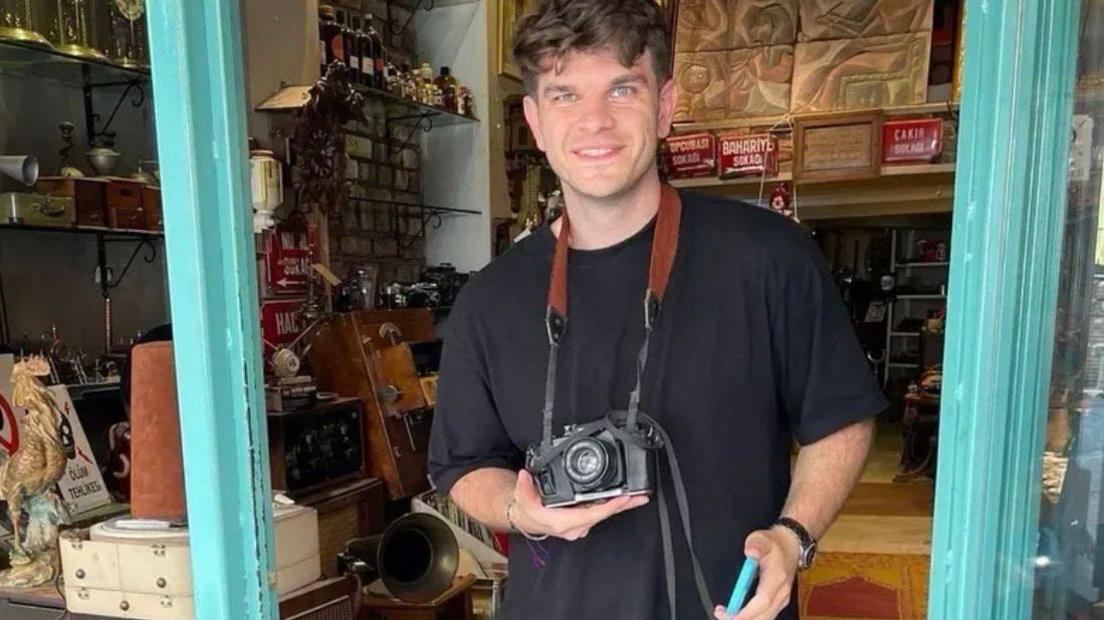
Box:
344;512;459;603
0;156;38;186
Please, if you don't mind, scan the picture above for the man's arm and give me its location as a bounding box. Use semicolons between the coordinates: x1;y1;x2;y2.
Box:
719;418;875;620
450;467;649;541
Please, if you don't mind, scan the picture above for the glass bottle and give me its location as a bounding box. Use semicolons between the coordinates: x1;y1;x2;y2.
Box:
357;14;375;88
335;9;356;80
436;66;458;110
365;14;385;90
318;5;343;77
386;61;401;95
346;14;362;83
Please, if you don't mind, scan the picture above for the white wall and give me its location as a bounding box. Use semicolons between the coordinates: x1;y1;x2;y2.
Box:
416;2;493;273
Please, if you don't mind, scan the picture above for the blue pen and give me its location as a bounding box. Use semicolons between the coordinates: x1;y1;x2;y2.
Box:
725;557;759;616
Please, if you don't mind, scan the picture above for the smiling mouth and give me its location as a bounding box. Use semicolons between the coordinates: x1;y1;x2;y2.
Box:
572;146;624;162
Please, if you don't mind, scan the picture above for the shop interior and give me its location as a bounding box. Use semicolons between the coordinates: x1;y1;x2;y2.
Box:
0;0;973;618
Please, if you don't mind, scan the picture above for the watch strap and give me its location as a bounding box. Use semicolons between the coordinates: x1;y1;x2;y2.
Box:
773;517;816;570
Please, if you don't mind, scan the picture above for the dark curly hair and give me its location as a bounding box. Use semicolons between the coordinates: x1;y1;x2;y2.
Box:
512;0;672;94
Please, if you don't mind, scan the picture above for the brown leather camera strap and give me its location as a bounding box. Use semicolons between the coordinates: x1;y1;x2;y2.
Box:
546;183;683;341
541;185;683;448
534;186;712;620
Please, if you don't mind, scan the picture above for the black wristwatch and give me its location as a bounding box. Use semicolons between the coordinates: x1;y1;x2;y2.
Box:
773;517;817;571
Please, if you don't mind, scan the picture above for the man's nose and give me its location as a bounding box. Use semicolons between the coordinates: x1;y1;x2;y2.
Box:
575;95;616;132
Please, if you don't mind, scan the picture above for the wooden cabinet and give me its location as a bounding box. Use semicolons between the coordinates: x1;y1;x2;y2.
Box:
308;310;438;500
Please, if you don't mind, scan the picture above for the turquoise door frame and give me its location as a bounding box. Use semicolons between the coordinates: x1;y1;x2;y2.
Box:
146;1;277;618
929;0;1080;617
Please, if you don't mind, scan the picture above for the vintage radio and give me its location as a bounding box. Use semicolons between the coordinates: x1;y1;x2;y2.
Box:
105;179;147;230
268;397;367;498
2;191;75;227
309;310;439;500
37;176;109;227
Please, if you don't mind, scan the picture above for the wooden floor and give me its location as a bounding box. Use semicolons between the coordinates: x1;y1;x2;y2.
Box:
797;422;935;618
819;422;935;556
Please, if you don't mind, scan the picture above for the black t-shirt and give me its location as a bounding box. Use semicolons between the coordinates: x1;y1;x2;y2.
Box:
428;190;887;619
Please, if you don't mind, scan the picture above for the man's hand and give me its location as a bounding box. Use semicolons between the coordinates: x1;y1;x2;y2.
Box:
510;469;649;541
713;526;800;620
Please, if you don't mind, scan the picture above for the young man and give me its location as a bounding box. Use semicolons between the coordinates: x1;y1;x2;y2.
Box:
427;1;886;618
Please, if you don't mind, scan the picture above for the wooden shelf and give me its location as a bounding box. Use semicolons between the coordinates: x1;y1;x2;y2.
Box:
671;102;960;135
897;294;947;300
670;163;957;221
0;222;163;239
670;163;955;191
891;332;921;338
896;261;951;269
0;39;149;87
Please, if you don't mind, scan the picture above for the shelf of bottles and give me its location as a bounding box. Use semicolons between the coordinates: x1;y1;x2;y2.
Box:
318;4;478;125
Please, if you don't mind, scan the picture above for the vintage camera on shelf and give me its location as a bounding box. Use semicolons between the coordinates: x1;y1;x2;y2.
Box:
420;263;470;306
525;412;660;509
381;281;443;310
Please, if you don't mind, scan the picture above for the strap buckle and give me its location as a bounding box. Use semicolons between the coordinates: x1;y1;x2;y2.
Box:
545;306;567;345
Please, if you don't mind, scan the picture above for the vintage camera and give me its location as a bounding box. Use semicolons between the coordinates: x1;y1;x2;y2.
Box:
525;416;659;508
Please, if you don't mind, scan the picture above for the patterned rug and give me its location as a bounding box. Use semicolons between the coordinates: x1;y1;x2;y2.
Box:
798;552;930;619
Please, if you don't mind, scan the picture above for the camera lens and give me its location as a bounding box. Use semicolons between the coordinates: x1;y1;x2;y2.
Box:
564;438;613;488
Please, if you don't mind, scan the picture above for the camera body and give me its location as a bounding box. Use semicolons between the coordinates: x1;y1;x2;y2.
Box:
525;417;658;508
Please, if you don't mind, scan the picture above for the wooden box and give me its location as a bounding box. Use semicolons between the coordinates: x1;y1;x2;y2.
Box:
59;505;320;618
105;180;147;230
142;186;163;231
308;310;438;500
36;177;109;227
299;478;386;578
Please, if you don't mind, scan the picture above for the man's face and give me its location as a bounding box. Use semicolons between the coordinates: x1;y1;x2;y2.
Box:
523;48;677;202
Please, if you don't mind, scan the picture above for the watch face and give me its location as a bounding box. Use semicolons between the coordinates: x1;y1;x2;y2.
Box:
801;541;818;570
115;0;146;21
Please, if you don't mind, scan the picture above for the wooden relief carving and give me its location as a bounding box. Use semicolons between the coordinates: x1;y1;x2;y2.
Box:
798;0;934;42
728;46;794;117
676;0;798;52
675;46;793;121
674;52;731;121
790;32;931;113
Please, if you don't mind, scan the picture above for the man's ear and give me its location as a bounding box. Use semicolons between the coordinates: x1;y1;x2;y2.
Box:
522;95;547;152
657;78;677;139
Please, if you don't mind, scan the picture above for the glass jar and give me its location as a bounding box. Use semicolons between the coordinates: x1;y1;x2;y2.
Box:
48;0;108;61
0;0;52;46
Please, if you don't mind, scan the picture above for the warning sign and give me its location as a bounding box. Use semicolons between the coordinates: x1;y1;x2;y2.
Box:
0;355;111;533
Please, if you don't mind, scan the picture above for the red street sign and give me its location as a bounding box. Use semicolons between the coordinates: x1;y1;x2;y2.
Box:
882;119;943;163
664;133;716;179
261;298;306;350
264;226;312;295
718;133;778;178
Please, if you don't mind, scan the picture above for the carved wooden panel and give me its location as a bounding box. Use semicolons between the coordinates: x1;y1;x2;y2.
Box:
674;46;793;121
728;46;794;116
676;0;798;52
798;0;934;42
674;51;731;121
790;32;931;113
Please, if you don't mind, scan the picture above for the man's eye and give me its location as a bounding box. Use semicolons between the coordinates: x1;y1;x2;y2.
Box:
611;86;636;98
553;93;576;103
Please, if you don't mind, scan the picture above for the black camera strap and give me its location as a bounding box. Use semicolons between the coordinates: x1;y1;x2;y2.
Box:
539;186;715;619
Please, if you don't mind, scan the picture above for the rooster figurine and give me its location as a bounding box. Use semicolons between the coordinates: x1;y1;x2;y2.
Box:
0;355;69;588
